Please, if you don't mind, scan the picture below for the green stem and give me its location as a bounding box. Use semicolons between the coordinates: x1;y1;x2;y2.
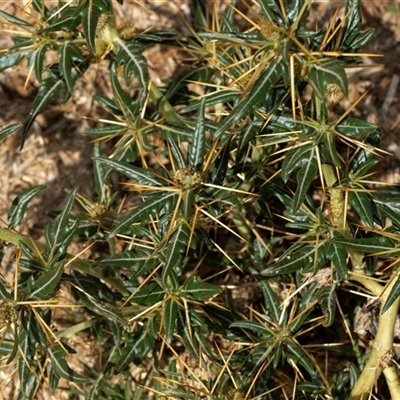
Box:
321;164;400;397
321;163;364;271
0;227;129;296
149;82;182;124
349;277;400;399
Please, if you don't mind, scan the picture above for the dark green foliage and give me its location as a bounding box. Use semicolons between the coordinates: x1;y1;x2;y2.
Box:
0;0;399;399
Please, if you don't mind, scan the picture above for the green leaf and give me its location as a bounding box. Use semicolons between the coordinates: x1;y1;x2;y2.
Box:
45;190;77;263
343;0;362;48
347;29;374;51
79;293;128;328
0;123;21;142
286;341;317;377
212;137;231;186
213;60;284;138
229;320;271;336
292;147;318;212
109;62;139;120
0;50;31;73
309;60;348;99
178;309;199;358
59;43;84;94
262;244;325;276
325;129;341;167
332;236;399;257
236;124;257;163
27;262;64;300
180;276;220;301
48;345;92;384
318;284;336;327
261;281;282;322
34;43;52;83
21;76;67;148
116;327;154;372
281;143;315;183
325;241;348;280
114;40;148;102
352;159;378;179
95;157;165;186
349;128;381;173
131;282;165;306
348;190;374;230
336;118;377;138
374;192;400;228
0;10;34;26
18;329;36;399
82;1;102;55
188;98;206;170
7;185;46;228
381;275;400;314
99;249;149;268
164;298;178;343
92;142;108;199
162;223;190;287
109;192;178;238
258;0;283;23
180;90;240;114
165;131;186;169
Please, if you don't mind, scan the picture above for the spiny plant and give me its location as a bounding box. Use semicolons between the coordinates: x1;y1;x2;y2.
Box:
1;0;400;399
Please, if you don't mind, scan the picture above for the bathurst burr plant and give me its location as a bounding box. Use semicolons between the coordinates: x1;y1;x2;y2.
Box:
0;0;399;398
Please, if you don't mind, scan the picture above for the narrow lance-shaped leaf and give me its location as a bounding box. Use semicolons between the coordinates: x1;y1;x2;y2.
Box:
262;244;325;276
309;60;348;99
0;50;31;74
164;298;178;344
189;98;206;170
48;345;92;384
281;143;315;183
59;42;84;94
293;148;318;212
374;192;400;228
332;236;399;257
79;293;128;328
325;241;348;280
0;10;34;26
28;261;65;300
178;309;199;358
212;137;231;186
213;60;284;139
114;39;149;103
381;274;400;314
8;185;46;228
93;142;108;199
165;130;186;169
348;190;374;230
18;329;36;399
326;129;341;168
162;223;190;287
260;279;281;322
21;77;66;148
82;1;101;55
287;341;319;377
95;157;165;186
318;284;337;327
45;190;77;261
180;90;239;114
336;118;377;138
116;327;154;373
0;123;21;142
109;192;178;238
180;276;220;301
